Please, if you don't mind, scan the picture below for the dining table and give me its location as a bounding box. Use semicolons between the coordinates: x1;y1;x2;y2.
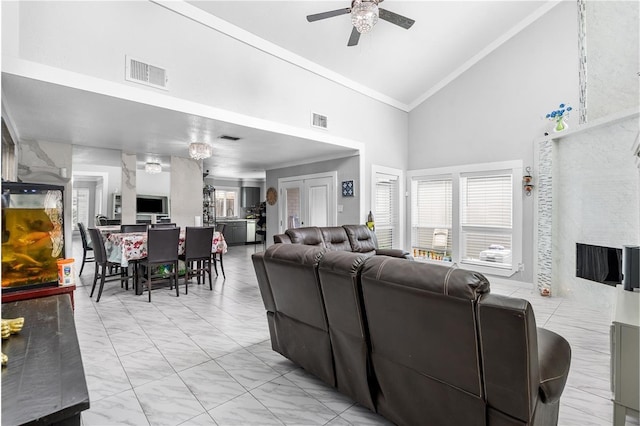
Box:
103;230;227;267
101;229;228;295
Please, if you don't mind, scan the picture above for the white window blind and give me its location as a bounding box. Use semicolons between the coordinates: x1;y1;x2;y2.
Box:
374;173;398;249
460;173;513;266
411;178;453;258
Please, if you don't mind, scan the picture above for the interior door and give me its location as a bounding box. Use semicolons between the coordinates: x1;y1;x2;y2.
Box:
305;176;333;227
281;180;303;230
279;174;336;232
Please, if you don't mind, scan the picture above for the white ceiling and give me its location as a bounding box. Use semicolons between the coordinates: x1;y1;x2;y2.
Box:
187;1;549;107
2;1;551;180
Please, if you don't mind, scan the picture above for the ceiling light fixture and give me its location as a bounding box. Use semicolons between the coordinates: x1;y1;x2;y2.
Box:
145;161;162;174
351;0;379;34
189;142;212;160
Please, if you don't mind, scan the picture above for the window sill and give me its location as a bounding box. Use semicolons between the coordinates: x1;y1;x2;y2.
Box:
460;260;516;277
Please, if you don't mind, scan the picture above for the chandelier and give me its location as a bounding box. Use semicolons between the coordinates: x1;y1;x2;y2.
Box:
351;0;379;34
145;161;162;174
189;142;212;160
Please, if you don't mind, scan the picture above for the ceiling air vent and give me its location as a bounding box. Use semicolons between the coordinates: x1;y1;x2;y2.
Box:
219;135;241;141
311;112;328;130
125;55;168;90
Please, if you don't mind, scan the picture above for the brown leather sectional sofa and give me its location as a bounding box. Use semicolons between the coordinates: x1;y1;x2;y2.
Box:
273;224;412;259
252;227;571;426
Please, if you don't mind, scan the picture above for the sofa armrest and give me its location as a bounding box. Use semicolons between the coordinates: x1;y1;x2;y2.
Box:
375;248;413;259
537;327;571;403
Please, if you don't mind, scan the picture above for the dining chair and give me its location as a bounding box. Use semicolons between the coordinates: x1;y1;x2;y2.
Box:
179;226;215;292
77;222;95;275
88;228;136;302
150;223;177;229
213;223;226;278
138;227;180;302
121;224;148;233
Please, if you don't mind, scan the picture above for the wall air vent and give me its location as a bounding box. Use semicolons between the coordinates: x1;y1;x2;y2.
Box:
219;135;241;141
125;55;168;90
311;112;328;130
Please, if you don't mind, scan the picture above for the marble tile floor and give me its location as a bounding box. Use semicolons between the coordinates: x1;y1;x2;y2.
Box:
71;239;637;426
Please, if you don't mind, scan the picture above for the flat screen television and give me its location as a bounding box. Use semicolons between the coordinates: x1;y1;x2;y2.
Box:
136;195;168;214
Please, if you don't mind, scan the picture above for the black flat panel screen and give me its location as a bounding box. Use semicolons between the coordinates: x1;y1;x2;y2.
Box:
136;196;166;214
576;243;622;286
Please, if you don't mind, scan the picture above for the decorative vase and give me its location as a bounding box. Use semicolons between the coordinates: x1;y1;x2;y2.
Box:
553;116;568;132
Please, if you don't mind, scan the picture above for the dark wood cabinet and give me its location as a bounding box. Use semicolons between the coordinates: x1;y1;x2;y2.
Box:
218;221;247;245
241;187;261;208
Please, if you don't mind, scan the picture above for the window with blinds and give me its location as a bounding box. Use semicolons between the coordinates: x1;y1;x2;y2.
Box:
409;161;520;274
460;173;513;267
411;178;453;260
374;173;399;249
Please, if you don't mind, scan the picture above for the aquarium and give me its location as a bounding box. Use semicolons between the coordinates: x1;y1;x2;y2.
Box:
2;182;65;293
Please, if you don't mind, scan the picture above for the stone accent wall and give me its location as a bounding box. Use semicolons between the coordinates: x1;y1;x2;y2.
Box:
536;140;553;294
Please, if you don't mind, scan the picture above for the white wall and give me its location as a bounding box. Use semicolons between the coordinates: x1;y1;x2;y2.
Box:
586;1;640;121
408;2;580;283
137;171;170;197
553;116;639;306
170;156;202;228
8;1;409;211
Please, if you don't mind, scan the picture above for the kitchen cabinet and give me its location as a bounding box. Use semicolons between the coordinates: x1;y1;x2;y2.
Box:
218;221;247;245
241;187;261;208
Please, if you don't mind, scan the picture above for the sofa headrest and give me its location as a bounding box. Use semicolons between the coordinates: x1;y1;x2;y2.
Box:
264;241;326;265
285;227;325;247
321;227;352;251
361;256;489;301
343;225;377;253
273;233;291;244
319;250;369;275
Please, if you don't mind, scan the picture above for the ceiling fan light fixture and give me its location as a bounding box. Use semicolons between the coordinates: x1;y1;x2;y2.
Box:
351;0;379;34
145;161;162;174
189;142;212;160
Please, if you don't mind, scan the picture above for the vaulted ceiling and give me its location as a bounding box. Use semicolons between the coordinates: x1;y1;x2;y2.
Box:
2;1;553;179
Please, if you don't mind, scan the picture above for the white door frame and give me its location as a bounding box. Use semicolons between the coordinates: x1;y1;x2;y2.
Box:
278;171;338;233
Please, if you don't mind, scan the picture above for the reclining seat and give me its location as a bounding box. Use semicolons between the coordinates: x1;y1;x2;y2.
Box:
343;224;412;259
361;256;490;426
285;227;325;247
478;294;571;426
317;250;376;411
320;227;352;251
257;243;335;386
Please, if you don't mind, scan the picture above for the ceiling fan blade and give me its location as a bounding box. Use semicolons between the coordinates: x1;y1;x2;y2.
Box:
379;8;415;29
347;27;361;46
306;8;350;22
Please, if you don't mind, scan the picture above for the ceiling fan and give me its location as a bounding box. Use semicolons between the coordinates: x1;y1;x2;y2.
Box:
306;0;415;47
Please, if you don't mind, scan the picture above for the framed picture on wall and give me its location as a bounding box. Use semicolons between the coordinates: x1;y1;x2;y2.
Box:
342;180;354;197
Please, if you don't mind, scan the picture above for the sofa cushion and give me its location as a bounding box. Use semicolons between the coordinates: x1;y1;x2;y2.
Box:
262;243;334;385
361;256;489;425
343;224;377;254
321;227;352;251
318;251;374;410
285;227;325;247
